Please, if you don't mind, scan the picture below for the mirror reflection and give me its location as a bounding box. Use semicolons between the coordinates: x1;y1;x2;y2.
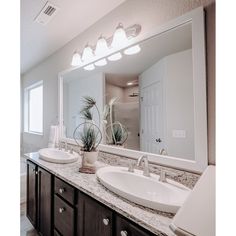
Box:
62;22;194;160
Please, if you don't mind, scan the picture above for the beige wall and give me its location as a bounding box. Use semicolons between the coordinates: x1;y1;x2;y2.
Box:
106;83;125;103
21;0;215;165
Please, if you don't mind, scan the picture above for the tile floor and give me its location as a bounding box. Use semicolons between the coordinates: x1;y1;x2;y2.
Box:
20;203;38;236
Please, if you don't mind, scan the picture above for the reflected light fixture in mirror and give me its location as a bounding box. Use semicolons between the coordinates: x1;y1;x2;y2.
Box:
124;44;141;55
94;58;107;66
71;52;82;66
84;64;95;71
82;45;94;61
95;36;109;57
108;52;122;61
111;23;129;49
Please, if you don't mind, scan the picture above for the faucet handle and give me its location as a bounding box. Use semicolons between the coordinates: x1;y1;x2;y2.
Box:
69;146;73;154
128;161;135;172
64;141;68;151
160;168;167;182
58;141;62;150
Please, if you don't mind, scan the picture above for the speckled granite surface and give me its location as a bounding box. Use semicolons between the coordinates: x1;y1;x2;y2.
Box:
25;151;199;236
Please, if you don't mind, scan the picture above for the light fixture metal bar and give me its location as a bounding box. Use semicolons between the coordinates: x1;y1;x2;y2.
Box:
75;24;141;53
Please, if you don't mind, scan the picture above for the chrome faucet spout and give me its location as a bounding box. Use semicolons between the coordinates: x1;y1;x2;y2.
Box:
137;155;150;177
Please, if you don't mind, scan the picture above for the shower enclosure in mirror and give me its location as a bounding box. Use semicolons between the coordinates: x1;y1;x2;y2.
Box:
59;7;207;173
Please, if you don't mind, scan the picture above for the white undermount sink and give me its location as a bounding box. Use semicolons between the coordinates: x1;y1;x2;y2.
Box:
38;148;79;164
96;166;191;213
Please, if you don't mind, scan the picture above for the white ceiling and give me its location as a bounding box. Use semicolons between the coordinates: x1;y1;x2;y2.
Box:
20;0;126;74
106;74;139;88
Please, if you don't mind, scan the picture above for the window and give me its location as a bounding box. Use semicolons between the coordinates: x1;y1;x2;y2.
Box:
24;81;43;135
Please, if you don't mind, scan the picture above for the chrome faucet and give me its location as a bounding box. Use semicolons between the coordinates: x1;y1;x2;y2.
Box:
159;148;167;155
137;155;150;177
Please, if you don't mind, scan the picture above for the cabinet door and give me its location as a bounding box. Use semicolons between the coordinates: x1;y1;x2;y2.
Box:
38;167;52;236
77;192;113;236
27;161;37;228
115;215;154;236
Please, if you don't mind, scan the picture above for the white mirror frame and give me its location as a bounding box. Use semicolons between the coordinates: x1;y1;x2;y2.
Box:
58;7;207;173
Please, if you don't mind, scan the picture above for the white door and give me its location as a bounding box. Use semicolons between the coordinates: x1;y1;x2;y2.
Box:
140;81;165;154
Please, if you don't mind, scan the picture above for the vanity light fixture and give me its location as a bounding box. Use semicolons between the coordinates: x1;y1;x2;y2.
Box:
82;45;94;61
124;44;141;55
71;24;141;68
94;58;107;67
108;52;122;61
84;64;95;71
111;23;129;50
71;52;82;66
127;82;133;86
95;36;109;57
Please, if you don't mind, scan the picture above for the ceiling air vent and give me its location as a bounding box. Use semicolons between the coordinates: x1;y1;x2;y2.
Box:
34;1;59;25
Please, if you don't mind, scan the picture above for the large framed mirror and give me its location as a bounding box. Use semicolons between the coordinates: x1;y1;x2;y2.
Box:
58;7;207;173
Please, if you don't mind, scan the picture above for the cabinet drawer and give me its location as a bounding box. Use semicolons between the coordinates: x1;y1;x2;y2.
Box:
115;215;153;236
54;195;74;236
55;177;75;204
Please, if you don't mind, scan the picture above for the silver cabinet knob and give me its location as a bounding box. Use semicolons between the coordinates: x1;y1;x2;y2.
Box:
103;218;109;226
59;188;65;194
120;230;128;236
59;207;65;213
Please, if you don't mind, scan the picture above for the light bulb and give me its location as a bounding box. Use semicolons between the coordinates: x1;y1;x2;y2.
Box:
84;64;95;71
124;45;141;55
71;52;82;66
95;37;109;57
94;58;107;67
107;52;122;61
82;45;94;62
111;23;128;49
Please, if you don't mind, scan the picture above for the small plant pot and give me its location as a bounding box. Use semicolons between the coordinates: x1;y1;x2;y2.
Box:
79;151;98;174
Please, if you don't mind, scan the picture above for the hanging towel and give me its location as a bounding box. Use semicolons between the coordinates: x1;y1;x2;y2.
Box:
48;125;59;148
170;165;215;236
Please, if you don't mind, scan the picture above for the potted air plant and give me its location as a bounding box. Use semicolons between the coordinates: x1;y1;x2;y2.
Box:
73;96;102;173
104;97;128;146
106;121;128;146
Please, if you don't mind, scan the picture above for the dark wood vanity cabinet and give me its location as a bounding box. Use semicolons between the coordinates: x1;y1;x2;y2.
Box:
27;161;37;228
26;161;53;236
27;162;159;236
77;191;113;236
37;167;53;236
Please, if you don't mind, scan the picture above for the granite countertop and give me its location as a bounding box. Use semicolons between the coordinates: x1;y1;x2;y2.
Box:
25;152;175;236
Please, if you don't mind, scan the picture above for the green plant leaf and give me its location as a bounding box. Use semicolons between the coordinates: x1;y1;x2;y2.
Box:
80;109;93;120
